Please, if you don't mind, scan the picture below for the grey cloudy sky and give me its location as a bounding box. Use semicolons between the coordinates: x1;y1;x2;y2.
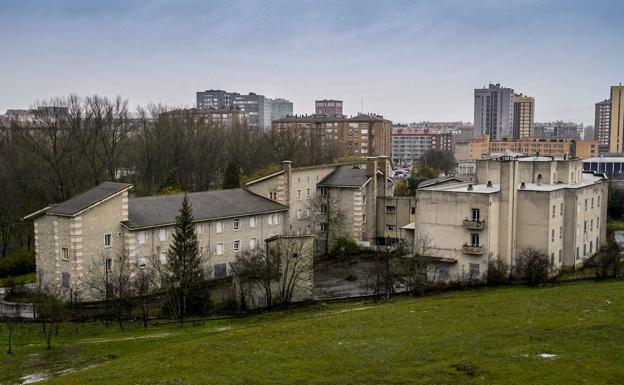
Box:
1;0;622;124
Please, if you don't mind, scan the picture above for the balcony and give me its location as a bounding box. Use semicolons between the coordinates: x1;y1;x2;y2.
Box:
462;244;485;255
463;219;485;230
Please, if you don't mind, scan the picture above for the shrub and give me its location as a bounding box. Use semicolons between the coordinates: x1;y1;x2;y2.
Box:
0;248;35;278
486;258;510;286
331;237;360;263
515;248;550;286
586;236;622;279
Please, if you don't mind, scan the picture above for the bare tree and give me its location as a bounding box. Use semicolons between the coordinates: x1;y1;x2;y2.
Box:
33;286;66;350
515;248;551;286
86;253;136;330
2;281;22;354
132;269;155;328
304;190;346;255
394;233;435;296
233;237;313;308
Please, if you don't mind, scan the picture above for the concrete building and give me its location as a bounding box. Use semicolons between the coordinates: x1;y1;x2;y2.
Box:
534;121;582;140
609;85;624;153
245;158;393;250
413;156;608;280
27;183;290;300
391;128;453;165
196;90;266;130
474;84;514;140
595;99;611;154
272;114;392;157
513;94;535;138
315;100;343;116
583;156;624;183
455;135;598;160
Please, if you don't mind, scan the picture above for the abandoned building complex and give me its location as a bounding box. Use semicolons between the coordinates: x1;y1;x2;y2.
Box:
27;155;608;303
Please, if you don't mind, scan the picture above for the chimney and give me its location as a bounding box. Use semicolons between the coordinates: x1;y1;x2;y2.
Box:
487;180;492;188
520;182;526;189
537;174;543;186
366;157;378;177
282;160;292;205
467;184;473;191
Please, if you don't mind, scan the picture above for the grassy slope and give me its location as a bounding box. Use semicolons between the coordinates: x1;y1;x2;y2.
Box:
2;281;624;385
0;272;36;287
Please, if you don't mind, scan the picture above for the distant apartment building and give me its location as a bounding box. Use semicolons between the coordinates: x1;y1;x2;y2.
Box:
533;121;583;139
413;156;607;280
263;97;294;128
197;89;265;129
455;135;598;160
391;128;453;164
594;99;611;153
161;108;246;129
513;93;535;138
272;114;392;157
609;85;624;153
315;100;343;116
473;83;514;140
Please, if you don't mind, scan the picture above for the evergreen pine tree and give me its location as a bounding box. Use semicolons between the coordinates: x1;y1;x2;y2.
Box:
223;161;240;189
166;194;202;322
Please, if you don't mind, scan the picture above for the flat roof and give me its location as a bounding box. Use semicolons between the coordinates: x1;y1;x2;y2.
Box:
583;157;624;163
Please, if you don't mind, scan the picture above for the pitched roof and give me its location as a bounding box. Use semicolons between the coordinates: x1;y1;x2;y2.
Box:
46;182;132;217
123;188;287;229
417;175;471;189
317;165;371;188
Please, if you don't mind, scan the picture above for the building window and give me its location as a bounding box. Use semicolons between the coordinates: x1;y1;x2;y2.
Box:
216;221;223;233
214;263;226;279
560;203;563;215
62;272;70;288
590;241;593;253
106;258;113;272
386;224;396;231
249;216;256;228
558;249;562;263
471;233;480;247
472;208;480;221
385;206;396;214
233;219;240;230
591;197;594;209
318;187;328;196
320;223;328;232
550;252;554;266
297;190;302;200
61;247;69;261
307;188;310;197
216;243;224;255
159;229;167;242
559;226;562;239
362;214;366;223
552;205;556;218
159;251;168;265
297;209;302;219
196;224;203;235
469;263;480;276
272;213;281;224
583;244;586;257
576;247;580;260
320;204;328;214
104;233;112;248
138;231;146;245
249;237;257;249
305;208;311;218
411;207;416;214
551;229;555;242
233;240;240;252
584;199;588;211
139;257;147;269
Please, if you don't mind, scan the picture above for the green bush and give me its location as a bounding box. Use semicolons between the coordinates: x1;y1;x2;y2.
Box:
0;248;35;278
486;258;510;286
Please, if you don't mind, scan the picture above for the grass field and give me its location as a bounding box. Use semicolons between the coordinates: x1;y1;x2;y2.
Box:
0;272;36;288
1;280;623;384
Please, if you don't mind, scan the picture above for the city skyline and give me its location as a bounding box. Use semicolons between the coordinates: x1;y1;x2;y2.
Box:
1;0;623;125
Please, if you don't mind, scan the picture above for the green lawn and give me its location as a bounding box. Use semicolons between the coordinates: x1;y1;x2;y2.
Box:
0;272;36;287
1;280;623;384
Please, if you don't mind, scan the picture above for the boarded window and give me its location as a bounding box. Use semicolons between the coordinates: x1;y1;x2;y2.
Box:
61;272;70;288
214;263;227;279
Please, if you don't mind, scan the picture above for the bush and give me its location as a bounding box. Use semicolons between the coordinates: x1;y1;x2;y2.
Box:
586;236;622;279
515;248;550;286
486;258;510;286
0;248;35;278
331;237;361;263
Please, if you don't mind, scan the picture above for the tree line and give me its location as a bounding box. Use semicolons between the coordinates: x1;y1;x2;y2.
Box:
0;94;351;257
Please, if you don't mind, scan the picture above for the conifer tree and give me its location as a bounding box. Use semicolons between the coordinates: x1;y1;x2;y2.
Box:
165;194;203;323
223;161;240;189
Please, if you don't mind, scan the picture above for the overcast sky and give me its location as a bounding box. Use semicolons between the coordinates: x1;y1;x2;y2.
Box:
1;0;622;124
